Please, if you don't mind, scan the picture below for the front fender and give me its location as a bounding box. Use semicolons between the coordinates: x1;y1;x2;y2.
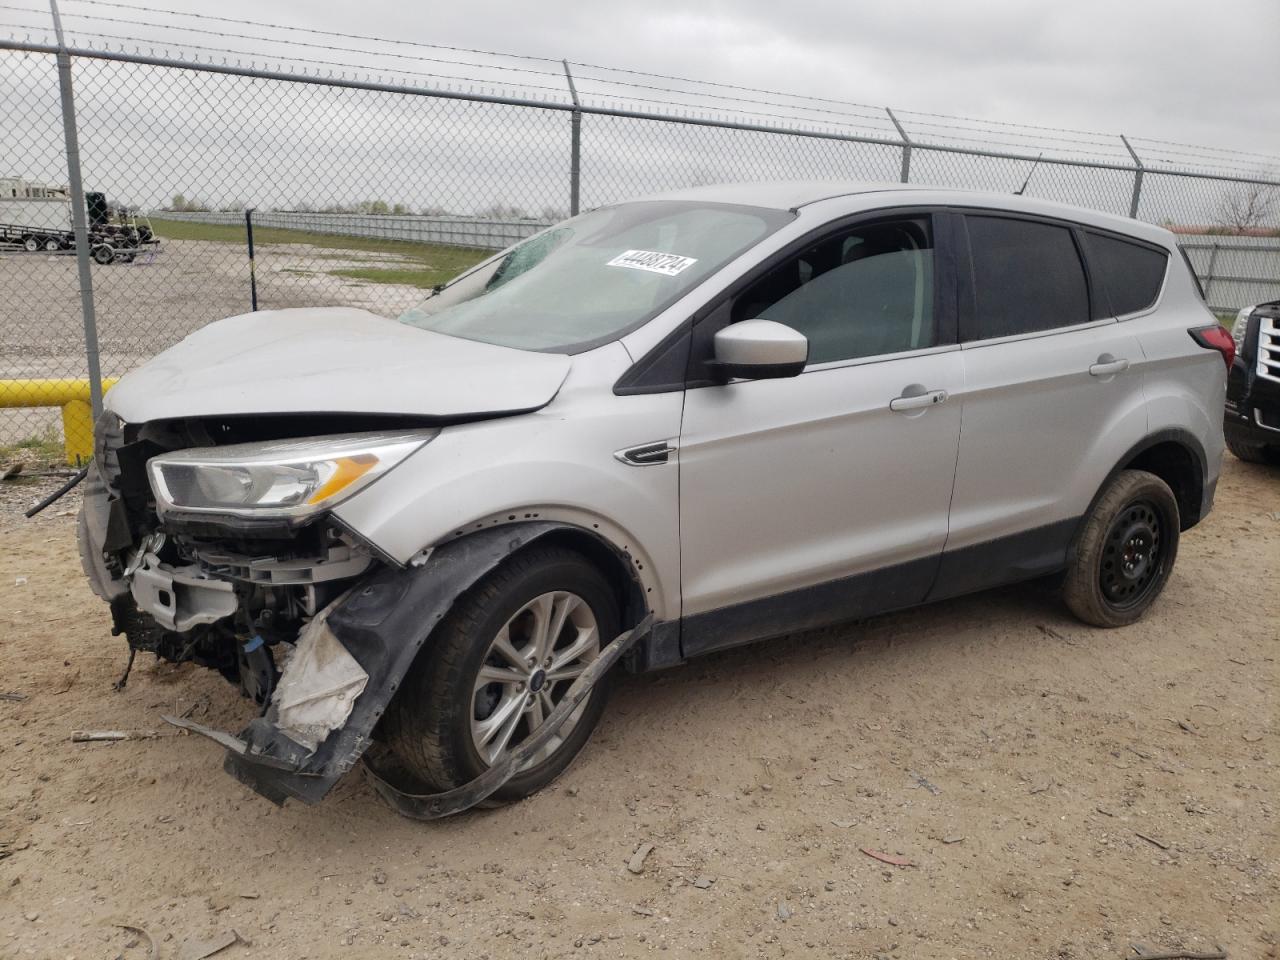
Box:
330;385;683;621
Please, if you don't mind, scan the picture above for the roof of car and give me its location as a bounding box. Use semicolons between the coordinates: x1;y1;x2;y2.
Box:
640;180;1173;246
644;180;919;210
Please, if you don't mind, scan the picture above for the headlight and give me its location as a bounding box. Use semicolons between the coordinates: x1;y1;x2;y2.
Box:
148;431;436;520
1231;305;1254;353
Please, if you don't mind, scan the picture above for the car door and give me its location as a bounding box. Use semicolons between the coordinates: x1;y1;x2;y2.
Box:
930;211;1148;599
677;212;964;657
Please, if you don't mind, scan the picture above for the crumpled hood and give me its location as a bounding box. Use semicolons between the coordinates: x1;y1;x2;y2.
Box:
105;307;572;424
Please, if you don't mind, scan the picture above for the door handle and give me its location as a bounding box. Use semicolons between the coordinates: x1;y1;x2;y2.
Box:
1089;356;1130;377
890;389;948;412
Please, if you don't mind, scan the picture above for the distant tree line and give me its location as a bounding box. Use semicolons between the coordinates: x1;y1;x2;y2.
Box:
164;191;567;221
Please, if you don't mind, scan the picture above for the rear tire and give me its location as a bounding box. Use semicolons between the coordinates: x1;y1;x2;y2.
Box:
22;236;38;252
1063;469;1179;628
1226;434;1280;465
383;546;619;804
92;244;115;265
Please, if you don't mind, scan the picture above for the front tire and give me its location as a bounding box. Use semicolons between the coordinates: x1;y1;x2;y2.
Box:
384;546;619;804
1063;469;1180;627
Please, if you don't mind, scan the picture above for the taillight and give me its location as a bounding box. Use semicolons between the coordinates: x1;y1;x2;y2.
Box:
1189;324;1236;372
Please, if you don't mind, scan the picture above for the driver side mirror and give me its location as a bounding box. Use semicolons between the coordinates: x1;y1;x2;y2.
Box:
707;319;809;382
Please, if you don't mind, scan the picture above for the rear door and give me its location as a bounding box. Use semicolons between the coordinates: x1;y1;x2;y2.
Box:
678;211;964;655
932;212;1148;599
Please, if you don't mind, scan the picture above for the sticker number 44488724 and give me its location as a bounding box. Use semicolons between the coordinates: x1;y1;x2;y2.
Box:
606;249;698;277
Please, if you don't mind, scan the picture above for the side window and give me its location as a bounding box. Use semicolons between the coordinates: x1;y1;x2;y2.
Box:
731;218;936;365
965;216;1089;339
1086;232;1169;316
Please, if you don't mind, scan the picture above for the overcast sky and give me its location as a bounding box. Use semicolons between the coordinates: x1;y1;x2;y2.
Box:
173;0;1280;164
7;0;1278;221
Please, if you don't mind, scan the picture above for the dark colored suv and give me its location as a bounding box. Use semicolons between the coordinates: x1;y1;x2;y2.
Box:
1226;300;1280;463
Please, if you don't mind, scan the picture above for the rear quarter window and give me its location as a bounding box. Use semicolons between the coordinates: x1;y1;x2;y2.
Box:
1085;232;1169;316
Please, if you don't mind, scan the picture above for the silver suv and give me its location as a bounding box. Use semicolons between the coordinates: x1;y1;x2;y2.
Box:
79;182;1229;813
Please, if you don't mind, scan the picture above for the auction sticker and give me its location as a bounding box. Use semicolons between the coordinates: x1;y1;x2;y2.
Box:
606;249;698;276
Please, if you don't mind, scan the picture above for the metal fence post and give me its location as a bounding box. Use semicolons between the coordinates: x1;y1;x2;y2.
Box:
1203;242;1221;307
49;0;105;423
244;208;259;311
1121;134;1144;220
886;108;911;183
563;60;582;216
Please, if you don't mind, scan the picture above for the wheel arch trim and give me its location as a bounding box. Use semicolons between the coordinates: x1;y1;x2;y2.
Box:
1073;428;1209;558
431;507;670;620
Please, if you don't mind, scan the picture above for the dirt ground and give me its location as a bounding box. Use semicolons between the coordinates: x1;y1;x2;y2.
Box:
0;457;1276;960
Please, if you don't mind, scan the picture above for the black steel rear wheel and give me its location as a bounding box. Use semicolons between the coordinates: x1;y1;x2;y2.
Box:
1099;498;1163;610
1063;469;1180;627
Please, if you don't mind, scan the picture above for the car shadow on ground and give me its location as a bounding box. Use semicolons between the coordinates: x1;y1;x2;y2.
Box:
619;575;1068;698
299;572;1078;833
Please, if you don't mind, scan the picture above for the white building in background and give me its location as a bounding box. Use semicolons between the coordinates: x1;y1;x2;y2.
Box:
0;177;70;199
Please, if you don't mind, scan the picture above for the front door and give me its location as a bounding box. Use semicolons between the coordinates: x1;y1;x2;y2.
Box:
677;213;964;656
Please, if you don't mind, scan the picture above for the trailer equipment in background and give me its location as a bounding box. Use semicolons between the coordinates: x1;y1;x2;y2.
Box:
0;187;159;262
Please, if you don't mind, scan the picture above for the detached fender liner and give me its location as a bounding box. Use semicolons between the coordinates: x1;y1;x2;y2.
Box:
363;614;652;819
183;521;577;805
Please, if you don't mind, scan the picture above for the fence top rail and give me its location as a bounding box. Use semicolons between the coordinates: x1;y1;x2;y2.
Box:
1178;242;1280;253
4;37;1279;191
1173;233;1280;247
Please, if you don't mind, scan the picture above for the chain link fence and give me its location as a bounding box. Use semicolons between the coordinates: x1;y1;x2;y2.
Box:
3;12;1279;465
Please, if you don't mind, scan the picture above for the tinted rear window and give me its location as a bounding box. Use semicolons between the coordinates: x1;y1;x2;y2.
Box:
966;216;1090;339
1086;232;1169;316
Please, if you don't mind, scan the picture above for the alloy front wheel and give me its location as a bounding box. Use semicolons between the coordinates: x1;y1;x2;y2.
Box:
470;590;601;769
384;546;619;803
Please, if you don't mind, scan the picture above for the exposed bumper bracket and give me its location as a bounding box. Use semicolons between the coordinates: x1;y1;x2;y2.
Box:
161;714;305;772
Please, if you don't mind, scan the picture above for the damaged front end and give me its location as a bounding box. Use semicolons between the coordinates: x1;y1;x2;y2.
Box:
77;413;470;804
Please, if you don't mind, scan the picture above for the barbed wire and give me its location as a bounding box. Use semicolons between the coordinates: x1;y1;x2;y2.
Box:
17;27;578;98
1126;136;1280;168
54;8;575;82
53;8;910;130
64;0;563;63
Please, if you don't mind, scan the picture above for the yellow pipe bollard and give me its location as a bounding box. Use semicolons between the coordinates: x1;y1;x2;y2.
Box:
0;378;118;465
